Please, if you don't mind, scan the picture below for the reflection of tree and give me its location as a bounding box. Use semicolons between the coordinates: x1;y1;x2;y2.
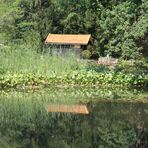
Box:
0;101;148;147
32;102;148;147
89;102;148;148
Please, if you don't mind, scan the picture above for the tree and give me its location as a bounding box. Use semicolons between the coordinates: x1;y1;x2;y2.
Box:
1;0;147;59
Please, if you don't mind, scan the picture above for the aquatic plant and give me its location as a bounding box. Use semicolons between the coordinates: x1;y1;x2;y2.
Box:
0;70;147;89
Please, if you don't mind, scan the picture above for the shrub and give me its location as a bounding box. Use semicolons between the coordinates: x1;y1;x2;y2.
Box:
86;62;110;73
115;59;148;75
81;50;92;59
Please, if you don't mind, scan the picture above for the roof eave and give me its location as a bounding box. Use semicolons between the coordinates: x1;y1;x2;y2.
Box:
45;42;88;45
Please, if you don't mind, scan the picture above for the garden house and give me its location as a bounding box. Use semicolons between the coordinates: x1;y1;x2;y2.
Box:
45;34;92;56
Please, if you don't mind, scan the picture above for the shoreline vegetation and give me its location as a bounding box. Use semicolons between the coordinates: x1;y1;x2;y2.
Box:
0;47;147;89
0;71;147;89
0;0;147;90
0;48;148;89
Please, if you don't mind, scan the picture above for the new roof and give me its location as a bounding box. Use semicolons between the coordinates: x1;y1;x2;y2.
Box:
45;34;91;45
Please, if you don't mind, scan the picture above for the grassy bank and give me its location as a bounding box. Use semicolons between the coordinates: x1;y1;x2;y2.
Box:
0;46;84;75
0;46;147;89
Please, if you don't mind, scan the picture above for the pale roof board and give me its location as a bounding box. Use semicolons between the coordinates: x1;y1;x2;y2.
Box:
45;34;91;45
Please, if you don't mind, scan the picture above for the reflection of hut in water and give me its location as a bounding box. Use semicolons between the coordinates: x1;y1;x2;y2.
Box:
47;104;89;114
45;34;92;56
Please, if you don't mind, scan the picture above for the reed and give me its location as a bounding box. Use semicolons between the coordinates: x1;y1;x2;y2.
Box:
0;45;85;76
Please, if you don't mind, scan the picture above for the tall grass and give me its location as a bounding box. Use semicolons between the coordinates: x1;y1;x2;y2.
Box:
0;45;86;75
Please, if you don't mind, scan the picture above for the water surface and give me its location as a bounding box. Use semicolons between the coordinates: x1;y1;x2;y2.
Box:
0;88;148;148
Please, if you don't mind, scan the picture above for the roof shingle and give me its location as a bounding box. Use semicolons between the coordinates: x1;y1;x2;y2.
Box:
45;34;91;45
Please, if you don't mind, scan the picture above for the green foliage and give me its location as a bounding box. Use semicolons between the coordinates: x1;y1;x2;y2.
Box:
62;12;83;33
0;45;84;75
1;0;148;59
0;70;147;89
0;46;147;89
86;62;110;73
115;59;148;75
81;49;92;59
1;0;62;48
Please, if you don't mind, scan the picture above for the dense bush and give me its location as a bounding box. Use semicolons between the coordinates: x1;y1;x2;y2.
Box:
81;50;92;59
86;62;110;73
115;59;148;75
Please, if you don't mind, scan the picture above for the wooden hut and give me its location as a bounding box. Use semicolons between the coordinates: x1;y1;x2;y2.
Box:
45;34;92;56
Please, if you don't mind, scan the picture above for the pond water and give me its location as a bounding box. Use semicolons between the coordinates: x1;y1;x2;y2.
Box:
0;88;148;148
